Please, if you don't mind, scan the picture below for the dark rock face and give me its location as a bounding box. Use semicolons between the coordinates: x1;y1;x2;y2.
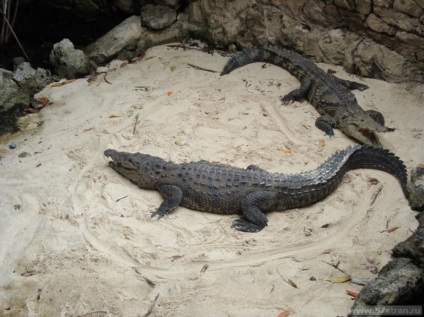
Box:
10;0;424;80
140;4;177;30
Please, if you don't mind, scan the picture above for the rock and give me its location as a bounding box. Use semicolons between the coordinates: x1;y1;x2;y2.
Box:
140;4;177;30
50;39;95;78
84;14;198;65
407;166;424;211
84;15;145;65
12;62;52;94
355;0;372;15
334;0;355;10
113;0;136;13
373;0;393;8
151;0;183;9
0;62;52;112
0;69;29;112
12;57;26;70
393;0;423;17
349;258;424;316
366;13;396;35
374;6;420;34
303;0;329;25
393;213;424;265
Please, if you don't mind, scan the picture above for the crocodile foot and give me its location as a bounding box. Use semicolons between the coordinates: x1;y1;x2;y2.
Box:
231;218;266;232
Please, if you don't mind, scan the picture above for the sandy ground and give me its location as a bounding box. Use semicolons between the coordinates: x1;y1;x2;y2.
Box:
0;44;423;317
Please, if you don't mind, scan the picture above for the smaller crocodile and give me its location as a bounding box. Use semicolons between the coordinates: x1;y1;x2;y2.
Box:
221;47;394;146
104;146;409;232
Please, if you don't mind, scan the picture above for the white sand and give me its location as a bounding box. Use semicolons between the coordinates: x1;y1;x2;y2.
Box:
0;44;422;316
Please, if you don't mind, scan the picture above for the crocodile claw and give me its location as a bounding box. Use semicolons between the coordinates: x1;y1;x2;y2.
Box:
231;218;265;232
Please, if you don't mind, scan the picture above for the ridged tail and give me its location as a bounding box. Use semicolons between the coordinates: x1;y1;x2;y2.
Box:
221;47;283;76
345;145;408;199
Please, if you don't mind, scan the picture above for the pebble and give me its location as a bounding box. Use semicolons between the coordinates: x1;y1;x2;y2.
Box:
9;142;16;149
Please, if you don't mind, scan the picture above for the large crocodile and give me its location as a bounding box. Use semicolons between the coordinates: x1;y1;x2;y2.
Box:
104;145;409;232
221;47;394;146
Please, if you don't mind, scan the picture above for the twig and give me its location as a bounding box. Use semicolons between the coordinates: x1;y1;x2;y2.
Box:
132;267;156;287
78;311;107;317
133;114;140;135
141;293;160;317
187;63;218;73
369;186;383;206
276;267;299;288
0;7;30;62
95;71;112;84
321;260;348;275
115;195;128;202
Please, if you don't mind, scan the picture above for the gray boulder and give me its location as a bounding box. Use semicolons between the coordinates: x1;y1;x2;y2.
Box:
1;64;52;112
408;166;424;212
0;69;29;112
12;62;52;94
50;38;95;78
140;4;177;30
84;15;145;65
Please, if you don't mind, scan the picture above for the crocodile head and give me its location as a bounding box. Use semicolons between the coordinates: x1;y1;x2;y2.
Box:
104;149;165;188
338;115;393;146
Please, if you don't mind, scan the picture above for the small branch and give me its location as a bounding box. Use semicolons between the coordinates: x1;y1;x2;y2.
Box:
141;293;160;317
132;267;156;287
78;311;107;317
187;63;218;73
133;114;140;135
115;195;128;202
321;260;348;275
0;7;30;62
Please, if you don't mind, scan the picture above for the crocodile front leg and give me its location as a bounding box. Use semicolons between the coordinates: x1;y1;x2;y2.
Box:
232;191;278;232
334;77;369;91
280;77;312;105
151;185;183;218
315;114;337;136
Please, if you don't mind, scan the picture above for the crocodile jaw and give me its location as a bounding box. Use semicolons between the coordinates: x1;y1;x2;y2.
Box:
339;117;392;146
104;149;140;182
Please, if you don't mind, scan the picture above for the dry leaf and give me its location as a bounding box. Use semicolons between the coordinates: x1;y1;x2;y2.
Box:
417;163;424;168
87;76;98;84
40;96;50;106
50;82;64;87
169;255;184;262
319;140;325;147
145;56;155;60
108;115;121;119
287;279;298;288
167;91;173;96
277;147;292;154
325;276;351;283
50;79;76;87
387;226;400;233
277;310;290;317
120;61;129;68
346;290;359;298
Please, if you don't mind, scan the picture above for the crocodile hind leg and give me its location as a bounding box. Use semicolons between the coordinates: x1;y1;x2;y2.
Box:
334;77;369;91
151;185;183;218
365;109;385;126
232;191;277;232
280;78;311;105
315;114;337;136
